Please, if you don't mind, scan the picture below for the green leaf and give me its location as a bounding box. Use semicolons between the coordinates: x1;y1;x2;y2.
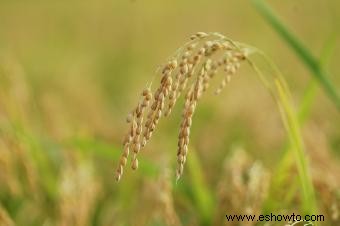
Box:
251;0;340;110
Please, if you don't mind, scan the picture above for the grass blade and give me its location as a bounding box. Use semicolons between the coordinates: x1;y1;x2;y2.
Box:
186;149;215;225
251;0;340;110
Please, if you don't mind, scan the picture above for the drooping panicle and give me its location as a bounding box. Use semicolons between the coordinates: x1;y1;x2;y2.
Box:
115;32;248;181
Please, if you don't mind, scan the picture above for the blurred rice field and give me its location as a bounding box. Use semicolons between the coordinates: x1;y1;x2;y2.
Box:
0;0;339;225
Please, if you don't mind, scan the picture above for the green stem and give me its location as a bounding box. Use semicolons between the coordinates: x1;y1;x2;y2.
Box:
245;53;317;215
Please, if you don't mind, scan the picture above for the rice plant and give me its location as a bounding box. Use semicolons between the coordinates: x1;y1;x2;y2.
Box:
1;1;340;225
114;32;317;217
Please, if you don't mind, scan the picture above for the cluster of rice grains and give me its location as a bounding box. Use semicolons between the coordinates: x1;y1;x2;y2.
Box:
115;32;248;182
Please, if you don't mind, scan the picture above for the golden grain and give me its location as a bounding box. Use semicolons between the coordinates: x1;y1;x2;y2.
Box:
115;32;247;181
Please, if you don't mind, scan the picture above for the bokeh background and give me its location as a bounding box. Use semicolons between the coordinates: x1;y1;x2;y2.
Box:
0;0;339;225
